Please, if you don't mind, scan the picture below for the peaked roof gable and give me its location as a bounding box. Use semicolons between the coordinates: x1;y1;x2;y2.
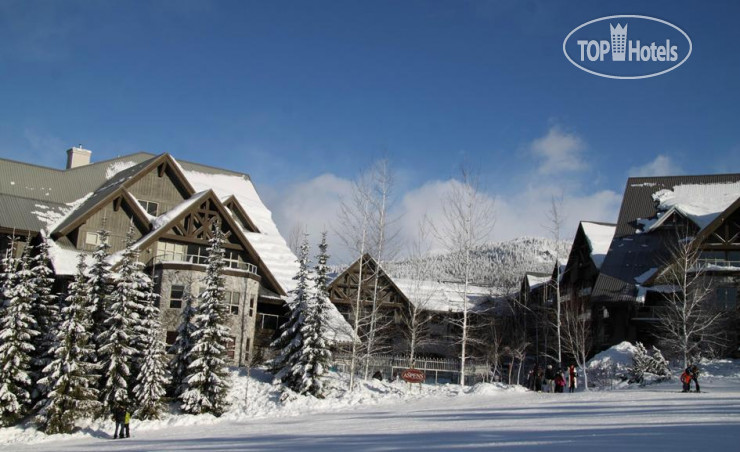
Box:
328;253;410;305
52;154;195;237
117;189;286;296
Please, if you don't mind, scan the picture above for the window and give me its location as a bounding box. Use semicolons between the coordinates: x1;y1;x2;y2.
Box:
248;297;255;317
224;291;241;315
166;331;178;347
170;285;185;309
225;336;236;360
715;287;737;311
85;232;101;246
138;200;159;216
159;241;186;262
257;313;279;330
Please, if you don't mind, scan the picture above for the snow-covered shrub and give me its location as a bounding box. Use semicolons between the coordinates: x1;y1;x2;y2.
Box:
629;342;671;385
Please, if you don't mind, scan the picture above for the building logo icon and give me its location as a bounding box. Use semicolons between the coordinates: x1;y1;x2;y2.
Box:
563;15;693;79
610;23;627;61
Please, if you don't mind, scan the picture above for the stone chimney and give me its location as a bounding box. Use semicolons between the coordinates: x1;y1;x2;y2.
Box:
66;146;91;169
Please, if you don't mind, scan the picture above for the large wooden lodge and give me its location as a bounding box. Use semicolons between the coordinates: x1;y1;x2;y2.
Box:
2;147;739;370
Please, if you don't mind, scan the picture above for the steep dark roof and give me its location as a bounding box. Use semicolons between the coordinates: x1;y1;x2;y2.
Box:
615;174;740;238
592;172;740;304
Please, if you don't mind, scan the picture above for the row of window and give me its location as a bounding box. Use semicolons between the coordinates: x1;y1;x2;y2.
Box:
168;285;256;316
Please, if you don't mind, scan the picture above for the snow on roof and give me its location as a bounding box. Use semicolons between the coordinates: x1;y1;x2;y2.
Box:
393;278;497;314
105;161;138;180
652;181;740;230
525;273;551;289
581;222;616;270
182;168;299;293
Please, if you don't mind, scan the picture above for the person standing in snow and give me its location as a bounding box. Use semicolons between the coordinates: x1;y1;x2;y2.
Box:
554;371;566;393
682;365;701;393
690;365;701;393
112;406;126;439
568;365;577;393
123;409;131;438
544;364;555;393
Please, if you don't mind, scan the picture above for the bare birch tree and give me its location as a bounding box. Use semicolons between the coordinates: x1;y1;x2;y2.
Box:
545;193;566;367
434;168;495;387
363;160;399;378
336;173;373;390
561;299;591;390
654;232;726;368
286;223;306;257
399;217;437;364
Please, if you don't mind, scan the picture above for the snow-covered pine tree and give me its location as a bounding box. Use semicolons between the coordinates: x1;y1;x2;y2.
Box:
168;286;196;398
87;229;113;373
125;226;153;389
649;346;671;378
179;221;231;416
133;287;169;420
296;232;333;398
96;231;143;412
35;256;99;434
629;342;650;384
30;235;60;400
0;240;40;426
268;235;310;392
0;236;19;309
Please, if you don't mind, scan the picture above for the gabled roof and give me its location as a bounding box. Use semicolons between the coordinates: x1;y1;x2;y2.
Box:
328;253;410;305
330;254;500;314
591;173;740;304
615;174;740;238
580;221;616;270
0;150;297;295
52;154;194;237
110;189;286;296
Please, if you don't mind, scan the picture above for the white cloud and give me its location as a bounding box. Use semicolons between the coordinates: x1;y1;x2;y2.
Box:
267;173;354;259
530;126;587;174
628;155;683;177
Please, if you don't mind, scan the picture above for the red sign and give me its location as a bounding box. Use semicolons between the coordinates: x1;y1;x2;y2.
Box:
401;368;425;383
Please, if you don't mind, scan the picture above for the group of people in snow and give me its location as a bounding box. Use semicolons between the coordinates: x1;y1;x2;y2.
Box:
112;405;131;439
527;364;578;393
681;365;701;393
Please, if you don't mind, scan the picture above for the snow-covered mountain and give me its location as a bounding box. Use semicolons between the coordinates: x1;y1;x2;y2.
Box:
385;237;571;293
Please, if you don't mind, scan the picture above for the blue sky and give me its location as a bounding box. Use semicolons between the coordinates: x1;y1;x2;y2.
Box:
1;0;739;258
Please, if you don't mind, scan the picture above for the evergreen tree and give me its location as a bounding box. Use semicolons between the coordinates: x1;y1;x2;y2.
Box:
268;236;310;392
133;287;169;419
180;222;231;416
169;286;196;398
87;229;113;370
97;231;143;411
629;342;651;383
0;241;40;426
35;256;99;434
297;232;332;397
30;235;60;400
0;237;19;309
649;346;671;378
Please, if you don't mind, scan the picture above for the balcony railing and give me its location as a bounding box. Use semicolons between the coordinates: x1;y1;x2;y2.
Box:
149;253;258;275
696;258;740;269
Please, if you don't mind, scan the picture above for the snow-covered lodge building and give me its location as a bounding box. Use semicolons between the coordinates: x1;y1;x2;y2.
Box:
590;174;740;351
327;254;500;359
0;148;302;365
521;173;740;357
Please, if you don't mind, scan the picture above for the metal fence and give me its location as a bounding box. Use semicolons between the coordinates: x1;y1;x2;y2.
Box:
332;353;491;385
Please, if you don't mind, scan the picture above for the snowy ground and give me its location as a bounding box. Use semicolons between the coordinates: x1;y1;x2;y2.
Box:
5;360;740;451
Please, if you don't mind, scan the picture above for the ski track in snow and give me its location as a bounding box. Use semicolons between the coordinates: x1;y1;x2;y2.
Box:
7;362;740;451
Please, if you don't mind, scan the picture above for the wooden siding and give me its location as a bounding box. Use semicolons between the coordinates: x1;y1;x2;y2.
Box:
75;199;144;253
127;165;188;215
